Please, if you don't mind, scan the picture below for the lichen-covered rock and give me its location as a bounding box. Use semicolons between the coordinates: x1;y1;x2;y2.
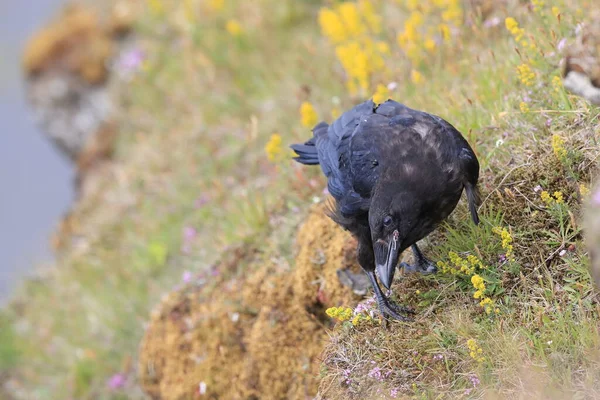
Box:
22;2;134;164
138;203;362;400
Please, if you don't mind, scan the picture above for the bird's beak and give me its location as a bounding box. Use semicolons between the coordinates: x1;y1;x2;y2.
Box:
375;230;401;290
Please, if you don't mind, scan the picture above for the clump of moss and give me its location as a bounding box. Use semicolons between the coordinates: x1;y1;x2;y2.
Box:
138;203;363;399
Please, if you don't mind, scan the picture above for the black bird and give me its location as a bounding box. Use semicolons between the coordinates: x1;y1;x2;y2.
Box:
291;99;480;320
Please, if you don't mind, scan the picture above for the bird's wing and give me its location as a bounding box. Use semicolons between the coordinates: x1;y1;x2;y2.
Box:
315;100;377;214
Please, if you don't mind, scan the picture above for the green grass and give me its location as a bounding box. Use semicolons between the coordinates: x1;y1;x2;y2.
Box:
2;0;600;398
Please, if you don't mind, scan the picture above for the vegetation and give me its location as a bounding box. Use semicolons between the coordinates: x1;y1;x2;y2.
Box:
1;0;599;399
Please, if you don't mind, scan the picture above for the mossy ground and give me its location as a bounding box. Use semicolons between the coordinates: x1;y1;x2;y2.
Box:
1;0;600;399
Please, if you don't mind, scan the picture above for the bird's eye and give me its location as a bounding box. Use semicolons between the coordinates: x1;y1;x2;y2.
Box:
383;215;393;226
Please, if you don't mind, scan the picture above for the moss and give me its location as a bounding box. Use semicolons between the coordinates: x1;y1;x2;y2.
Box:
138;204;362;399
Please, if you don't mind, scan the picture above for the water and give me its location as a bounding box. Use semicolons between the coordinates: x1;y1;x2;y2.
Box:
0;1;74;301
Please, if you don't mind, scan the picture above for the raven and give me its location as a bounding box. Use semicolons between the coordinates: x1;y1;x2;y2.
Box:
291;99;480;320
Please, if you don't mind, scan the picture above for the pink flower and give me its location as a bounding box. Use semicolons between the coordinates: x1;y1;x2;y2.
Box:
182;271;192;283
107;373;126;390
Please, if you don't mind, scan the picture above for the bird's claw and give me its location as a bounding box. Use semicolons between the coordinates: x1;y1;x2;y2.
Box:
400;260;438;275
376;297;414;321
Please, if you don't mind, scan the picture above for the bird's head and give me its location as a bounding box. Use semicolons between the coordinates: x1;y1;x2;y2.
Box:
369;189;436;290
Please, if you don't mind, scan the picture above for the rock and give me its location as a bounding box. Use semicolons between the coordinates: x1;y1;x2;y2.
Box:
563;12;600;105
22;2;134;166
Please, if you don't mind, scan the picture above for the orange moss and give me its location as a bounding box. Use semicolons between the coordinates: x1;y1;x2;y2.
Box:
22;3;133;84
138;204;363;399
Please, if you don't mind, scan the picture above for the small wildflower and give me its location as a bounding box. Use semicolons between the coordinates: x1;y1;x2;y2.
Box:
553;191;564;204
551;6;560;19
265;133;283;162
372;84;389;104
532;0;545;12
516;64;535;86
519;101;530;113
411;69;424;84
552;76;563;93
300;102;318;128
471;274;486;293
580;183;590;197
226;19;243;36
182;270;192;283
108;373;126;390
326;306;353;322
551;134;567;159
424;38;436;52
505;17;525;42
541;191;553;205
466;338;485;362
199;381;207;395
559;249;567;257
492;226;514;261
415;289;421;295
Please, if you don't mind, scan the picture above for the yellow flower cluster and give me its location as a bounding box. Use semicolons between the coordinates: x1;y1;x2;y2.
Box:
551;134;567;159
519;102;530;113
265;133;283;162
552;76;563;93
471;274;485;299
505;17;525;42
540;190;564;205
516;64;535;86
580;184;590;197
411;69;424;84
397;0;462;65
467;338;485;363
326;306;353;322
492;226;514;261
319;2;389;94
300;101;318;128
372;84;389;104
437;251;484;276
226;19;243;36
351;313;372;326
532;0;545;12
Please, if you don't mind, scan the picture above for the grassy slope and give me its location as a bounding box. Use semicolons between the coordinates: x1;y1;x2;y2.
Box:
1;0;599;399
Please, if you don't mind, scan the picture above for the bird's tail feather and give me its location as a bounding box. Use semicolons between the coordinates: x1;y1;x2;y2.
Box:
465;182;481;225
291;121;328;165
290;137;319;165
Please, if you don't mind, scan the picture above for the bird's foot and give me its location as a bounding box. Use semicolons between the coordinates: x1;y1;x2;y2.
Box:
375;294;415;321
400;258;438;275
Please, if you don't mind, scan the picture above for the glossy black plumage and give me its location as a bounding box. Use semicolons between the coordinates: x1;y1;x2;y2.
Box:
291;99;480;320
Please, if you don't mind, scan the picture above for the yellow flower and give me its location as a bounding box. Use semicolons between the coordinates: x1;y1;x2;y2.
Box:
326;306;353;322
226;19;243;36
372;84;389;104
265;134;283;162
541;190;552;205
552;76;563;92
493;226;514;261
517;64;535;86
337;2;364;38
553;191;564;204
552;134;566;159
416;290;421;295
424;38;436;52
300;102;318;128
471;274;485;293
411;69;424;84
552;6;560;20
532;0;544;12
505;17;525;42
319;8;347;43
467;338;485;362
359;0;382;34
439;24;451;41
580;184;590;197
519;102;529;113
